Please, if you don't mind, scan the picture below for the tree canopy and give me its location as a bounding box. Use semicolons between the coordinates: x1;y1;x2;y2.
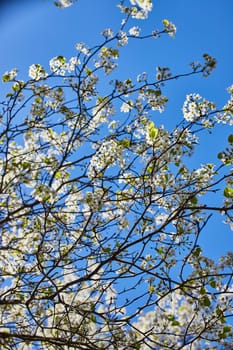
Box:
0;0;233;349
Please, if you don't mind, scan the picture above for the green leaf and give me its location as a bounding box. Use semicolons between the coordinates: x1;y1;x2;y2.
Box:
110;49;119;58
220;317;226;324
216;307;223;318
125;79;132;85
223;326;232;333
22;162;30;170
220;332;227;339
200;286;206;295
146;165;154;174
148;285;155;293
12;83;20;92
190;196;198;205
34;97;42;104
223;187;233;198
42;194;50;202
228;134;233;143
57;55;66;64
219;326;232;339
119;139;131;148
147;89;161;96
162;19;170;26
157;247;163;255
90;315;97;323
44;157;51;164
209;279;217;289
193;246;202;257
2;74;10;82
201;295;211;307
149;127;158;139
167;314;175;321
148;121;159;140
86;68;92;75
102;247;111;253
55;171;62;179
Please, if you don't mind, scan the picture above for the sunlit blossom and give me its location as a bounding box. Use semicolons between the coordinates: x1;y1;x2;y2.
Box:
129;26;141;36
28;64;48;80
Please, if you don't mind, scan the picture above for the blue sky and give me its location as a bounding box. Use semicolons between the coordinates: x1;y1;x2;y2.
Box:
0;0;233;259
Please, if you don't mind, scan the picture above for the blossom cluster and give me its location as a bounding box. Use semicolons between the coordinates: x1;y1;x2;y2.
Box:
96;46;119;74
132;289;233;349
215;85;233;125
162;18;177;37
2;68;18;82
75;42;90;56
183;93;216;122
28;63;48;80
129;0;153;19
88;139;125;179
49;55;80;75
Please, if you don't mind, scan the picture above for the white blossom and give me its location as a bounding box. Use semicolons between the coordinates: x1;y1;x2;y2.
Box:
129;26;141;37
162;19;177;37
183;93;215;122
129;0;153;19
2;68;18;82
75;42;90;55
117;31;128;46
28;64;48;80
56;0;73;8
101;28;114;39
120;101;133;113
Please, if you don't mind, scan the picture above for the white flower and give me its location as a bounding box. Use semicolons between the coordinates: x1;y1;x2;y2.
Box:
75;42;90;55
162;19;177;37
29;64;48;80
88;139;124;179
183;93;216;123
101;28;114;39
120;101;133;113
182;93;202;122
117;31;128;46
2;68;18;82
155;213;168;226
215;85;233;126
67;56;80;72
129;26;141;37
108;120;119;130
137;72;148;82
129;0;153;19
130;0;153;12
193;163;215;184
56;0;73;8
215;112;233;125
49;56;69;75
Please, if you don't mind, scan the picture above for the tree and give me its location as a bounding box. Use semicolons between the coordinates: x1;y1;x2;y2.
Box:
0;0;233;349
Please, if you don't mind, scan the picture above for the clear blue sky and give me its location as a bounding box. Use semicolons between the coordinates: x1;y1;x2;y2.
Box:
1;0;233;259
